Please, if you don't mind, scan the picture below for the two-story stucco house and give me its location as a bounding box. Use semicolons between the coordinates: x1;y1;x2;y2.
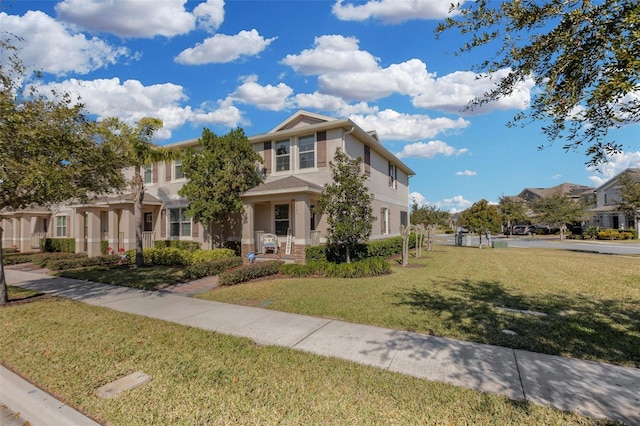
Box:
2;111;415;263
589;168;640;232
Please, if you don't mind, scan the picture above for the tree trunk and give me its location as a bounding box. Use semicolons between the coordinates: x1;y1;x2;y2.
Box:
0;225;7;304
346;245;351;264
132;170;145;267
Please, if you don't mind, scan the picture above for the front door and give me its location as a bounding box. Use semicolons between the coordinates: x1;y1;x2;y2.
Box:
144;213;153;232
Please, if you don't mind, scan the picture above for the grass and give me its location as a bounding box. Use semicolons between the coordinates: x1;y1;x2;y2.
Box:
53;265;185;290
0;298;609;425
197;245;640;367
7;286;42;301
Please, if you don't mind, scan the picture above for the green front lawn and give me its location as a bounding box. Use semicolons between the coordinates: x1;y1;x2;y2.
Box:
0;298;607;425
198;246;640;367
53;265;185;290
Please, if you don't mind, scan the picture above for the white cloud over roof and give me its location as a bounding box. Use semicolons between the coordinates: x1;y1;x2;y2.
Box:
175;30;276;65
396;141;469;159
332;0;461;23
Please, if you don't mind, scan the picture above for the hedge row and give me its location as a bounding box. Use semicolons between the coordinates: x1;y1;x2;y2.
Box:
3;253;39;265
40;238;75;253
183;257;243;280
305;235;416;263
280;257;391;279
46;255;121;271
154;240;202;251
123;247;236;266
32;252;88;267
219;260;284;286
598;229;636;240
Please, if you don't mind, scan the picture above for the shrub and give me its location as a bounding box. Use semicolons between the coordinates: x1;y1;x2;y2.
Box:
3;253;38;265
305;236;416;264
190;249;236;264
598;229;635;240
47;255;120;270
280;258;391;278
100;240;110;255
31;252;87;267
583;226;600;240
305;246;327;263
40;238;75;253
183;257;243;280
153;240;201;251
219;260;284;286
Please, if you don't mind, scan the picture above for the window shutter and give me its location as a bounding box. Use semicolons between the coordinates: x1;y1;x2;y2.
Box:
317;131;327;168
381;208;384;233
160;209;166;238
264;142;272;174
165;161;172;181
152;162;158;183
193;221;199;238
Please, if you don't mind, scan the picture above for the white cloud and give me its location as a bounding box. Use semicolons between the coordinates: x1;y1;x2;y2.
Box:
588;151;640;187
441;195;473;213
175;30;276;65
412;69;534;114
55;0;208;38
292;93;377;116
193;0;225;33
0;11;130;76
35;78;243;139
332;0;462;23
281;35;379;74
396;141;468;159
230;75;294;111
456;170;477;176
350;109;470;141
281;35;532;113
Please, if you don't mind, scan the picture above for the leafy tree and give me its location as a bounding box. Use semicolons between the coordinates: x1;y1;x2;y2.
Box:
0;41;127;303
498;195;529;236
179;128;263;248
532;192;589;239
96;117;178;267
315;148;375;263
457;199;502;247
410;202;450;250
616;169;640;233
437;0;640;166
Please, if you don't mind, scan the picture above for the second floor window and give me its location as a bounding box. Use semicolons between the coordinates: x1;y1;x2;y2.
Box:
143;164;153;184
174;159;184;180
299;134;315;169
276;140;290;172
388;162;397;189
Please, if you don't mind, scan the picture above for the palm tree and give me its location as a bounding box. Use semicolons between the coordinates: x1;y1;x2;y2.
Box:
97;117;180;267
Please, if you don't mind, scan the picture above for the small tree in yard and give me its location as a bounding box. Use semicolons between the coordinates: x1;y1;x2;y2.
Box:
179;128;263;248
499;196;529;236
316;148;375;263
0;41;127;303
96;117;179;267
532;192;589;239
457;200;502;248
616;170;640;235
410;203;450;251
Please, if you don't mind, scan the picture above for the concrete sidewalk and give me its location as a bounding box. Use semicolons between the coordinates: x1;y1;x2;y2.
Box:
4;269;640;425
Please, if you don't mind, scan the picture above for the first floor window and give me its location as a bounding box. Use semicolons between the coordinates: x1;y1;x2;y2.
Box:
381;208;389;234
169;208;191;237
56;216;67;237
275;204;290;236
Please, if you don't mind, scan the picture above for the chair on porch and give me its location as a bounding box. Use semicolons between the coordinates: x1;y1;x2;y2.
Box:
262;233;278;254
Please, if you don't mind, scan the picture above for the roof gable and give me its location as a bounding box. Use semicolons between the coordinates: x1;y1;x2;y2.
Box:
269;110;336;133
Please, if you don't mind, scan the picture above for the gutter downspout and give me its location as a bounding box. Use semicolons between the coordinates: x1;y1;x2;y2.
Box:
343;126;355;151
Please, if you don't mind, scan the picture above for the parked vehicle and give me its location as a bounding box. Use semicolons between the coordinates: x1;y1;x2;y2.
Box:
512;225;536;235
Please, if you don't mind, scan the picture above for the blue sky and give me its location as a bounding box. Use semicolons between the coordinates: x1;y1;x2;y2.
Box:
2;0;638;212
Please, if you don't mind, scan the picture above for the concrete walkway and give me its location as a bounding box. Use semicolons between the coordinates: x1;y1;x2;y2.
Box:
4;269;640;425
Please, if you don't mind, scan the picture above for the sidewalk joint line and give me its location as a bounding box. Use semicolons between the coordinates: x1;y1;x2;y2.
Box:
290;319;334;348
513;349;527;401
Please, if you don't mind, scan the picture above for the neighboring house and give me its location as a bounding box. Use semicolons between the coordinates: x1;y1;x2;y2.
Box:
2;111;415;263
589;168;640;231
517;182;594;203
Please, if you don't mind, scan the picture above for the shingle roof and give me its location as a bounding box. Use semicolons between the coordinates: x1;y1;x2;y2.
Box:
242;176;324;197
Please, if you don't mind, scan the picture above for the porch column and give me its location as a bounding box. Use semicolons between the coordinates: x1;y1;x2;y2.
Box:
241;202;254;258
12;217;20;251
108;209;119;250
2;217;13;249
294;197;311;246
86;209;101;257
19;215;30;252
74;210;84;253
121;206;136;251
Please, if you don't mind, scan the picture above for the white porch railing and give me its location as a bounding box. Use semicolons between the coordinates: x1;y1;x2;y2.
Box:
101;232;109;241
142;231;155;249
31;232;47;249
